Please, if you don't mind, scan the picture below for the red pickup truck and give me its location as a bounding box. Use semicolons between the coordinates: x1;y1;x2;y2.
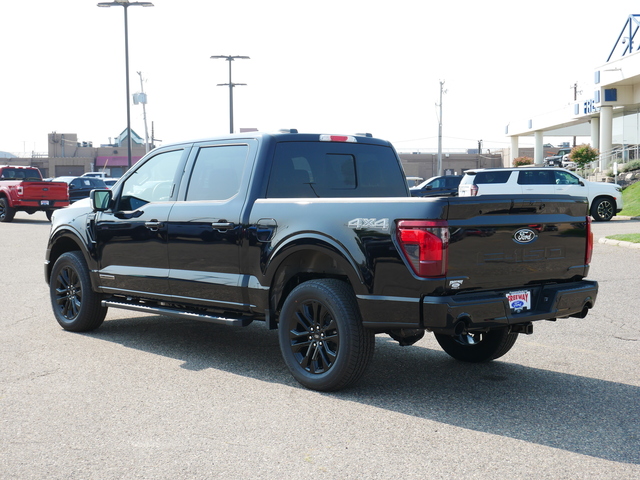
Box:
0;165;69;222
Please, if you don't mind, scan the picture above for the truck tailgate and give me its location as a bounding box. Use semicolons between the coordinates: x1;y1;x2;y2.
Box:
445;195;591;292
22;181;68;200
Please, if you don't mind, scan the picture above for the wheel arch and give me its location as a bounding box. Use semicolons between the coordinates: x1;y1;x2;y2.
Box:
591;194;617;210
46;230;94;285
265;235;366;319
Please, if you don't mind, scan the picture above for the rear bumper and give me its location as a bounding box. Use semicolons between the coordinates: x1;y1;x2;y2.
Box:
13;199;69;209
422;280;598;334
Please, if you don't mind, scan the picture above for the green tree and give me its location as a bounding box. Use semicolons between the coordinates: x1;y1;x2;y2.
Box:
570;144;599;170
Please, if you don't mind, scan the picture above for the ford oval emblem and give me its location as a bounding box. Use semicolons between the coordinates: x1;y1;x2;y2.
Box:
513;228;538;244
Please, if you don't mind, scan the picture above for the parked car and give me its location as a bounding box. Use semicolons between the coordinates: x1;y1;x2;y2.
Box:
458;167;623;221
44;131;598;391
53;176;107;203
410;175;462;197
82;172;109;179
103;178;119;188
405;176;423;187
544;148;572;167
0;165;69;222
562;157;577;170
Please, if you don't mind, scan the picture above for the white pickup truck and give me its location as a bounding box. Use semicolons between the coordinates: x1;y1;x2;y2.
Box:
458;167;623;221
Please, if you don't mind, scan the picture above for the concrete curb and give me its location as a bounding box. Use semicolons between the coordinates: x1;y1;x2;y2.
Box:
612;215;640;220
598;237;640;249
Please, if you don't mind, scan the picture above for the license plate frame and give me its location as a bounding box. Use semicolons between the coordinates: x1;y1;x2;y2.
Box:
40;200;50;206
506;290;531;313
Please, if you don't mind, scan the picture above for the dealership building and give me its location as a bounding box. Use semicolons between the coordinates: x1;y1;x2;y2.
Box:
507;14;640;171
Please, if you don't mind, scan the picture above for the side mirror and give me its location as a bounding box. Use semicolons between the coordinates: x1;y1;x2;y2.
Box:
90;189;112;212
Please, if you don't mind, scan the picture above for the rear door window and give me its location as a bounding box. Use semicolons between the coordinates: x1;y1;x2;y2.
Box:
517;170;555;185
185;144;249;201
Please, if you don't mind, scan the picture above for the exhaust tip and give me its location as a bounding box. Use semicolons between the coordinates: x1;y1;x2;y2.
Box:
571;302;593;319
454;317;471;335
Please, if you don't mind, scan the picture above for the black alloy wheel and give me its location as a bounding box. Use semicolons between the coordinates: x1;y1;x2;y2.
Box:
50;251;107;332
278;279;374;391
0;197;15;222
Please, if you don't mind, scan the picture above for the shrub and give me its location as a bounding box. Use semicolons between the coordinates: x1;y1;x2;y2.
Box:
621;159;640;172
570;144;599;169
513;156;533;167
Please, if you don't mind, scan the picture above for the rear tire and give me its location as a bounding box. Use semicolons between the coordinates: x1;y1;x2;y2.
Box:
590;198;615;221
434;327;518;362
0;197;15;222
50;251;107;332
278;279;375;391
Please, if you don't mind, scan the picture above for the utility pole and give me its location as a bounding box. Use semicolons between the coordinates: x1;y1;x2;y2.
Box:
151;121;161;147
136;71;150;153
211;55;250;134
436;80;446;176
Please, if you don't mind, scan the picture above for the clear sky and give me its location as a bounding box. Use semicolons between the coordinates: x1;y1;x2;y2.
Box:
1;0;639;155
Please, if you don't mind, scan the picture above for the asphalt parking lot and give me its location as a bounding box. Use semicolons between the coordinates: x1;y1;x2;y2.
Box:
1;212;639;479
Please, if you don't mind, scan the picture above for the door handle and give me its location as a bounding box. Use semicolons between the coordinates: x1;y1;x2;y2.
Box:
211;221;235;231
145;220;164;231
115;210;144;219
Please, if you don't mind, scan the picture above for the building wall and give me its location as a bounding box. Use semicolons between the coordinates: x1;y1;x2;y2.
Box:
40;132;148;178
399;152;503;179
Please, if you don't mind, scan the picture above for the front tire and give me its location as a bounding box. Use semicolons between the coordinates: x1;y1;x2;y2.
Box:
435;327;518;362
0;197;15;222
50;251;107;332
278;279;375;391
591;197;615;221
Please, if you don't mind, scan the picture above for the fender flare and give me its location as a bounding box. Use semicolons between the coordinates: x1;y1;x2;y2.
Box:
264;233;369;312
45;227;97;286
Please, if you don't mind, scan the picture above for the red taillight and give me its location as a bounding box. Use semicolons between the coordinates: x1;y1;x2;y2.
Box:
470;184;478;196
396;220;449;277
17;186;23;196
585;216;593;265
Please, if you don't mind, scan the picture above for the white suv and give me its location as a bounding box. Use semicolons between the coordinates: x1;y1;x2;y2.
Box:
458;167;624;221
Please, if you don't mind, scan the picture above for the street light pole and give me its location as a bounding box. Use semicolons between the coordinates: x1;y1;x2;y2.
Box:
98;1;154;169
211;55;250;134
436;80;446;177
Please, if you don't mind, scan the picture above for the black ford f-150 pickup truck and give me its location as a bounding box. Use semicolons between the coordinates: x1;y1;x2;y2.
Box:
45;132;598;391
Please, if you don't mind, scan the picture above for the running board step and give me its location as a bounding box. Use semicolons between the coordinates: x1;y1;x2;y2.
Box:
101;300;252;327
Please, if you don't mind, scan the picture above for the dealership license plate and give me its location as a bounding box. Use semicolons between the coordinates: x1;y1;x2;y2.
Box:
40;200;49;206
506;290;531;313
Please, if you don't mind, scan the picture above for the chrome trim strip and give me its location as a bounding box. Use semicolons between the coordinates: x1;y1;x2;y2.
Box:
356;295;420;303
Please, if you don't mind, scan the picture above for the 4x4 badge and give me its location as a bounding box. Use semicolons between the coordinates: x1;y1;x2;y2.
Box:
348;218;389;232
513;228;538;244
